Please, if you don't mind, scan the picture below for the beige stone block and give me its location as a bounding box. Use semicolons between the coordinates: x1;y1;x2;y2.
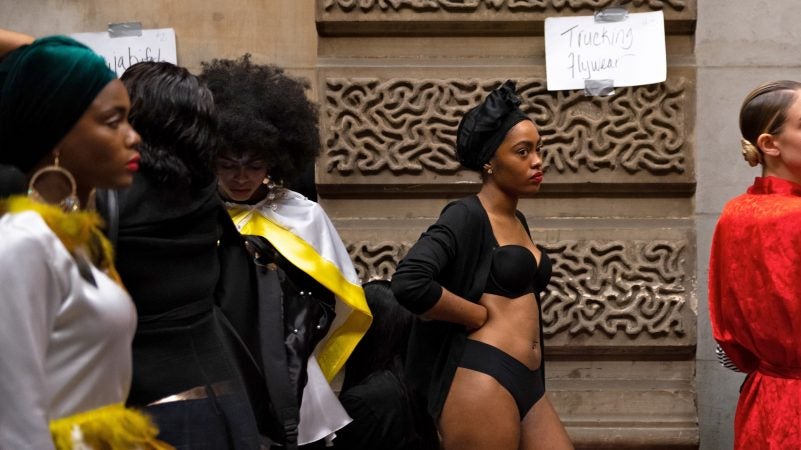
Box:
319;195;695;221
1;0;318;77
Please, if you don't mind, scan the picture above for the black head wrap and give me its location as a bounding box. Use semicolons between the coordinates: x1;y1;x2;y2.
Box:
0;35;115;174
456;80;531;171
0;163;26;198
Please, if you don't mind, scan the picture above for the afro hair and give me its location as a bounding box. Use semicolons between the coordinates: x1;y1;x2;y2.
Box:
200;54;320;186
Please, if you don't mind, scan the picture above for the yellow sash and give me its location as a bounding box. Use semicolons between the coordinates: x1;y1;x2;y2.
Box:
230;209;372;381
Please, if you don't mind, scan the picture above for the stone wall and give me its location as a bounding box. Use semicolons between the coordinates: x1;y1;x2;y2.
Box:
695;2;801;449
0;0;318;92
316;1;699;448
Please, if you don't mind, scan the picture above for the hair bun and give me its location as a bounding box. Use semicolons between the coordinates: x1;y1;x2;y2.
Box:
740;138;762;167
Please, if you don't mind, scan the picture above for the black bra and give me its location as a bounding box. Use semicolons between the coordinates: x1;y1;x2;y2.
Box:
484;244;551;298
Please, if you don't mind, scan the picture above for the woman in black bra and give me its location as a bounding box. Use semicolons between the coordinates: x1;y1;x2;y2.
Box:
392;81;573;449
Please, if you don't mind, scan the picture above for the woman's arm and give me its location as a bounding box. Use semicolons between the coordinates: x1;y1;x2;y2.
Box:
392;201;488;329
0;29;34;58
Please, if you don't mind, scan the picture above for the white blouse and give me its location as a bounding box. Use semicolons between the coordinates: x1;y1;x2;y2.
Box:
0;211;137;449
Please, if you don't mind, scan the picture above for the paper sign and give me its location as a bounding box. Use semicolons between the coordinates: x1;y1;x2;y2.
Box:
70;28;177;78
544;11;666;91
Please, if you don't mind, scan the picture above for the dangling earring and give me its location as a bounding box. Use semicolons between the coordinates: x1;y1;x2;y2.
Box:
262;176;285;211
27;152;81;212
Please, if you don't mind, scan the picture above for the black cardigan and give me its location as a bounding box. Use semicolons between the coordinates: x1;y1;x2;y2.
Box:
391;195;547;420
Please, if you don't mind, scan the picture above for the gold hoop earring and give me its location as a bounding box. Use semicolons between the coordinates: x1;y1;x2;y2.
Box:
27;153;80;212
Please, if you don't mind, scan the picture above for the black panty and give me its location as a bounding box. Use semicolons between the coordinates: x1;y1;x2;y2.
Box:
459;339;544;418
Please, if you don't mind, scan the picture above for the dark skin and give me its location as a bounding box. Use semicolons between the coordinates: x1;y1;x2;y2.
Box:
426;120;573;450
0;29;139;207
29;80;141;207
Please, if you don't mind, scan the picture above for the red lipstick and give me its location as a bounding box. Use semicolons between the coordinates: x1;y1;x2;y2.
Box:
126;154;140;172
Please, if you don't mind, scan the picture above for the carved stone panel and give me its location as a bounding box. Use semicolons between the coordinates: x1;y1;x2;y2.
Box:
543;239;688;338
322;0;690;12
348;240;413;282
319;74;695;195
339;219;696;353
317;0;697;36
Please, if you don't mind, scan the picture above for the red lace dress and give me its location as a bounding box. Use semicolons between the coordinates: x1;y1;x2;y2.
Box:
709;176;801;449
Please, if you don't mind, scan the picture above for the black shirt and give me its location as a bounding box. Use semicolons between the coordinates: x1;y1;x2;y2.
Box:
109;174;249;406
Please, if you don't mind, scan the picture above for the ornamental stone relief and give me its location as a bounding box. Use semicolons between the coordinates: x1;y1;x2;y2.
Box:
347;240;413;282
324;78;688;177
347;238;687;338
541;239;687;338
322;0;688;13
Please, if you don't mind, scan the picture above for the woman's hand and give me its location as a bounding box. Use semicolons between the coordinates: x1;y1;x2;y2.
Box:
0;29;34;58
469;292;505;331
421;287;488;331
464;302;488;332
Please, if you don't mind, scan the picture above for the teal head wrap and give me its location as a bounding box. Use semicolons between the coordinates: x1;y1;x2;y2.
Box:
0;35;115;173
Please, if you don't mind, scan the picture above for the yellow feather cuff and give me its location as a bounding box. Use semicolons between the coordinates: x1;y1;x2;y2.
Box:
49;403;173;450
1;196;122;284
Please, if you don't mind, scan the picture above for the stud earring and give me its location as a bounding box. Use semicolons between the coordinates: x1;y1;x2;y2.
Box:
28;152;80;211
487;168;493;174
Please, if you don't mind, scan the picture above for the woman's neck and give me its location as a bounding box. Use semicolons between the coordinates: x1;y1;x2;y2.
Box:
477;183;518;217
763;164;801;187
224;187;271;206
76;185;93;209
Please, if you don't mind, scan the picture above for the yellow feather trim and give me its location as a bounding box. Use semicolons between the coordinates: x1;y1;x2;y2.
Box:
50;403;174;450
1;196;122;284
